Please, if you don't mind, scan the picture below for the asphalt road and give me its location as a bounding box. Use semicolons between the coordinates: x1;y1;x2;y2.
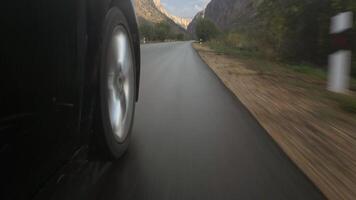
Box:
40;41;324;200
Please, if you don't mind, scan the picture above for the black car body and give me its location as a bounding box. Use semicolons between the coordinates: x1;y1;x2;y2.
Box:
0;0;140;199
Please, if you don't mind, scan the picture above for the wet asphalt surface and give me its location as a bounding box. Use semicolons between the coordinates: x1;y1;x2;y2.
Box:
38;42;325;200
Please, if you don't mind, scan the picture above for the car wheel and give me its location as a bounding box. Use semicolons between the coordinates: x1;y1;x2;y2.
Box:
92;7;136;160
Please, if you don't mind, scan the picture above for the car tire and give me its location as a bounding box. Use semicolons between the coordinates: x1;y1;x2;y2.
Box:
91;6;136;160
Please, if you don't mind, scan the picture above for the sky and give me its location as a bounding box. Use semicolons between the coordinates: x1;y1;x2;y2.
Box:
160;0;210;19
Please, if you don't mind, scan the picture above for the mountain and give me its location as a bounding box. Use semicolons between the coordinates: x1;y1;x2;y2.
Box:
153;0;191;29
187;11;204;35
188;0;257;35
134;0;190;35
134;0;167;24
205;0;257;30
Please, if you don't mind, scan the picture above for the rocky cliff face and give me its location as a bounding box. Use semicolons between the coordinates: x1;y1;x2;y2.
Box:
134;0;190;31
188;0;257;34
134;0;168;24
153;0;191;29
206;0;257;30
187;11;204;35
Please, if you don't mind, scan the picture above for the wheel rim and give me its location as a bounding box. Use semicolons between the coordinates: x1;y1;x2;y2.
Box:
106;25;135;143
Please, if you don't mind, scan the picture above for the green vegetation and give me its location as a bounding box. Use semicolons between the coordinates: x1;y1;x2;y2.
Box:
154;22;171;41
175;33;184;41
195;18;220;42
139;21;186;42
202;0;356;78
254;0;356;65
207;33;260;58
352;79;356;91
139;22;155;41
289;64;327;80
330;93;356;114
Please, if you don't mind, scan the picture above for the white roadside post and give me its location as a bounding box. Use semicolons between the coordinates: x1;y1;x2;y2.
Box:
328;11;353;93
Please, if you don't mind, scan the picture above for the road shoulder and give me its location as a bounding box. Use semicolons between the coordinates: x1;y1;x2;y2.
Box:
192;42;356;200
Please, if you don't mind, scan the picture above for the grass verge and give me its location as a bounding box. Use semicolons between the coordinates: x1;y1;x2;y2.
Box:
206;41;356;114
